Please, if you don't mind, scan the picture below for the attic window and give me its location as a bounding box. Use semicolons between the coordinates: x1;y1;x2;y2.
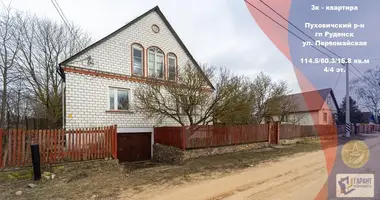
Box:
152;24;160;33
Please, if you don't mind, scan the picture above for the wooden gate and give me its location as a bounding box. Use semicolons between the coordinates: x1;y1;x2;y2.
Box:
268;122;279;145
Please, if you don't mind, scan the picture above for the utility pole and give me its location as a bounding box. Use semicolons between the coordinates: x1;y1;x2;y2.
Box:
345;60;351;138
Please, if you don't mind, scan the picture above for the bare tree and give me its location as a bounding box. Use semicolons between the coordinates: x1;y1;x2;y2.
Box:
212;69;255;125
6;80;32;129
250;72;291;123
135;64;253;126
16;13;90;127
0;4;20;128
265;93;299;123
350;67;380;122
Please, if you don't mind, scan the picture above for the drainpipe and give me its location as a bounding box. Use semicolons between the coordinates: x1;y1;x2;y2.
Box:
62;81;65;129
56;65;66;129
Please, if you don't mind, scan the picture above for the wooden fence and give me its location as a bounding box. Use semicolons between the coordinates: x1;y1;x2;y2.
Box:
154;126;184;149
185;124;269;149
154;123;380;150
0;125;117;169
154;124;269;150
279;124;339;139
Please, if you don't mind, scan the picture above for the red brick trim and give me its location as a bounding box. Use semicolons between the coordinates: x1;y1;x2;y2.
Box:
63;66;214;92
146;46;165;79
167;52;178;82
131;43;145;77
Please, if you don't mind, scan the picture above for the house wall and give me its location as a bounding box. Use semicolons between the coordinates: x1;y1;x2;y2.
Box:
66;11;194;77
65;73;183;129
64;11;201;129
275;92;339;125
288;111;318;125
319;93;338;125
272;112;317;125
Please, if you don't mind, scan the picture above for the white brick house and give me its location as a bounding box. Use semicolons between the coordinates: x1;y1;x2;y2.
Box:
58;7;213;138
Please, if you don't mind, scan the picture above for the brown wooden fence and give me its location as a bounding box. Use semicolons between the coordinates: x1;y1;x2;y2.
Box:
280;124;342;139
185;124;269;149
154;124;269;150
154;123;380;150
154;126;184;149
0;125;117;169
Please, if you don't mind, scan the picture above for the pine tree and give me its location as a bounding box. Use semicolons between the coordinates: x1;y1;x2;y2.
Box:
338;97;363;124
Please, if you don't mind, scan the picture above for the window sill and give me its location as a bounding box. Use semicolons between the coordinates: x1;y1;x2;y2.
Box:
106;110;134;114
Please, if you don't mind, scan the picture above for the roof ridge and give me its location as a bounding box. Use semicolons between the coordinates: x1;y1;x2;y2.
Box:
59;5;215;89
287;88;332;96
59;6;159;66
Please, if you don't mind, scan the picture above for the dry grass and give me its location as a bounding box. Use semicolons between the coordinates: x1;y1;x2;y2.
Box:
0;142;322;200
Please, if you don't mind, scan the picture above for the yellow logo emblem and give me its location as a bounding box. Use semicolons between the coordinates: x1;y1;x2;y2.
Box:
341;140;370;169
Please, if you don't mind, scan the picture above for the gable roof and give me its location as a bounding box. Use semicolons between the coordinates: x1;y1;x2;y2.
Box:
59;6;214;90
286;88;339;113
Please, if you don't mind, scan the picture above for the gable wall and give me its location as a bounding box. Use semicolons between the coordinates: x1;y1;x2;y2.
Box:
64;11;200;129
66;11;195;76
320;92;338;125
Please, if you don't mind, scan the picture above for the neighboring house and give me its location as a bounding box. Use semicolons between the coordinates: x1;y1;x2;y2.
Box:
58;6;213;162
361;112;379;124
275;88;339;125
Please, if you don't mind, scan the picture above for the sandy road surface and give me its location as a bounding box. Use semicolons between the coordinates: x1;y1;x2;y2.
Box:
121;150;328;200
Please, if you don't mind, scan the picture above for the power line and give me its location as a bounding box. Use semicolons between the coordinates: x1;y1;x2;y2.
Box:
258;0;368;81
348;68;360;79
50;0;92;66
349;63;366;78
244;0;354;91
253;0;369;84
244;0;337;60
258;0;343;60
260;0;372;85
333;72;342;91
50;0;85;50
53;0;71;30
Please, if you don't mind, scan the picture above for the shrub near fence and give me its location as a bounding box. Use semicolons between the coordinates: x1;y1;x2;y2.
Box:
0;125;117;169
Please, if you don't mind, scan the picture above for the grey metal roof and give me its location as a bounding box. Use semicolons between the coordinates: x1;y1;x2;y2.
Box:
286;88;339;112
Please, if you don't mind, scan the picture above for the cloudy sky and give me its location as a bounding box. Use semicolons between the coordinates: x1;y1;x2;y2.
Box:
5;0;361;100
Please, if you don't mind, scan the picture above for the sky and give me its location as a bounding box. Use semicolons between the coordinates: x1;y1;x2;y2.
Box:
4;0;361;103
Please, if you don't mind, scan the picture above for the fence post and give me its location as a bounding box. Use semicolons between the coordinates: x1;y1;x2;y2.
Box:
278;122;281;143
267;123;271;144
113;125;118;159
0;129;2;168
182;126;186;150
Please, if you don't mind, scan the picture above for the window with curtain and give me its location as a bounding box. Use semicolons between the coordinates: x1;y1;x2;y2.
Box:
132;44;143;76
147;47;164;79
167;53;177;81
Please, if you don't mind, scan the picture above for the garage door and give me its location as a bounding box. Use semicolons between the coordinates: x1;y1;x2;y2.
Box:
117;133;151;162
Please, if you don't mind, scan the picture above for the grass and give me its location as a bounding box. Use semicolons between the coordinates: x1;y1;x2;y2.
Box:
0;141;323;200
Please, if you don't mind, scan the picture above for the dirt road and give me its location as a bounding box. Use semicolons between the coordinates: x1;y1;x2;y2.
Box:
122;150;328;200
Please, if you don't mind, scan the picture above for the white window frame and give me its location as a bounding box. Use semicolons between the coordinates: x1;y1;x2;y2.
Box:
132;44;143;76
108;87;131;111
167;53;177;81
147;47;164;79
